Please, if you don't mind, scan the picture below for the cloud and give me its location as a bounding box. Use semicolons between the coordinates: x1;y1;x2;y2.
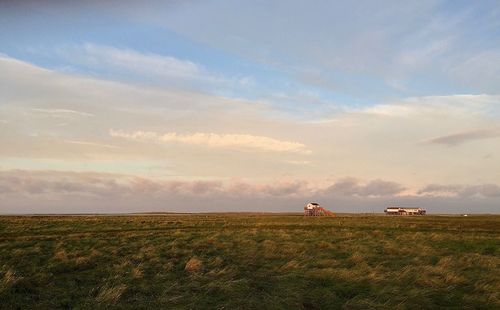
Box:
1;170;499;213
0;170;218;198
360;94;498;118
63;140;119;149
449;50;500;93
109;129;310;154
424;128;500;146
53;43;228;90
0;170;124;196
31;108;94;118
64;43;203;78
226;180;310;197
0;170;377;198
1;56;500;194
459;184;500;198
0;170;310;199
323;178;406;198
0;170;404;200
0;55;305;161
152;1;500;95
285;160;311;165
418;183;500;198
417;184;462;197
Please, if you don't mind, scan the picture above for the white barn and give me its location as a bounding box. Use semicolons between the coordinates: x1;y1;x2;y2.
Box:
384;207;426;215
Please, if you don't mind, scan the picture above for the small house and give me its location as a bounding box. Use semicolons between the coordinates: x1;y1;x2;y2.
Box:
304;203;335;216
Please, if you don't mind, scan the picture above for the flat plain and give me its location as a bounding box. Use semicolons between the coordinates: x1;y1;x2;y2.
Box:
0;214;498;309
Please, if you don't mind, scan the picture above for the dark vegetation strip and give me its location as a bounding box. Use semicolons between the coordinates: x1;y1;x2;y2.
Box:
1;223;498;242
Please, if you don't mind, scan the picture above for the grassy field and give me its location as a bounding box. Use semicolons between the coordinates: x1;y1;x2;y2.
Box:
0;214;498;309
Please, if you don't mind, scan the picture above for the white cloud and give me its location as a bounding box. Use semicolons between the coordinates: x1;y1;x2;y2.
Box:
53;43;229;89
361;94;498;118
31;108;94;118
73;43;203;79
63;140;119;149
109;129;310;154
285;160;311;165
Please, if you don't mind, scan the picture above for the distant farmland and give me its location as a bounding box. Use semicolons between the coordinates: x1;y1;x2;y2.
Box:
0;214;499;309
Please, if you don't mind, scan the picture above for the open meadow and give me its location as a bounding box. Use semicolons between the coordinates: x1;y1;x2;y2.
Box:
0;214;499;309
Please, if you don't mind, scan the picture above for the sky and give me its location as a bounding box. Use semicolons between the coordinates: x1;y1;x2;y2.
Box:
1;0;500;214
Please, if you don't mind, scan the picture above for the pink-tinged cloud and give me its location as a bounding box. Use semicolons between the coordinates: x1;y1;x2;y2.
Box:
0;170;314;200
323;178;406;197
1;170;500;214
4;170;500;201
424;128;500;146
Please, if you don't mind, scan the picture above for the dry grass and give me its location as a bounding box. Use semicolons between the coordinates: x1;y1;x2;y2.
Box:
184;257;203;273
53;249;68;261
1;269;20;292
95;284;127;304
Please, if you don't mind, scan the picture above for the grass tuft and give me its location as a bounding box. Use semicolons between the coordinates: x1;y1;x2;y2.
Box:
95;284;127;304
184;257;203;274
